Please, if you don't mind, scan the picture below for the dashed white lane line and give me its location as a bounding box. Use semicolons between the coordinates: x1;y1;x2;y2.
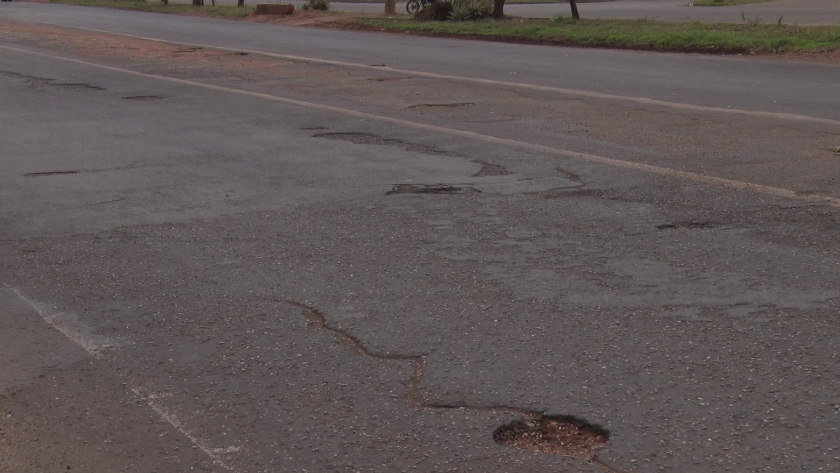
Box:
1;44;839;209
16;23;840;128
6;285;122;356
131;387;242;472
5;284;239;470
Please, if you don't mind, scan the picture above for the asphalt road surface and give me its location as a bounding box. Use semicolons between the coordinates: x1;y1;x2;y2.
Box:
1;4;840;473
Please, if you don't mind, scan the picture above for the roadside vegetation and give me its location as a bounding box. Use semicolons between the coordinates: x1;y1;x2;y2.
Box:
48;0;840;55
330;0;613;3
50;0;254;18
302;0;330;10
692;0;772;6
360;16;840;54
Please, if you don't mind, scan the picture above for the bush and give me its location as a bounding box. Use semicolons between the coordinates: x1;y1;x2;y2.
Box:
302;0;329;11
414;1;453;21
448;0;491;21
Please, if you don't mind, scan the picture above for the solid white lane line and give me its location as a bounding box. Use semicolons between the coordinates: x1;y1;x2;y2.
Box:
23;23;840;128
2;44;838;208
6;285;120;356
132;387;242;472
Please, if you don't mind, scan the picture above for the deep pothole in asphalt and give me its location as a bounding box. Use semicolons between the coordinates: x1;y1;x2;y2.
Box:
494;415;609;459
386;184;477;195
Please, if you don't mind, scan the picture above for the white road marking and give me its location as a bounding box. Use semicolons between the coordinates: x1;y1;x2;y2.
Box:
1;44;839;208
6;285;122;356
5;283;241;468
132;387;242;472
22;23;840;128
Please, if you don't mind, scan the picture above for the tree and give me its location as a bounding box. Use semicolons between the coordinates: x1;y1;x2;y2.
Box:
495;0;579;20
492;0;504;19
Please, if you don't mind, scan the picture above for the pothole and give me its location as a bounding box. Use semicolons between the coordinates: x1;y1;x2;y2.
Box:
657;221;715;230
49;83;105;91
1;70;104;91
557;167;582;183
405;102;475;109
386;184;476;195
473;160;513;177
122;95;166;100
316;132;400;146
24;170;79;177
494;415;609;459
366;77;412;82
541;188;604;199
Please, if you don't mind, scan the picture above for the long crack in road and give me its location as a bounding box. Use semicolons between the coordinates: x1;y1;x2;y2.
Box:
1;10;839;473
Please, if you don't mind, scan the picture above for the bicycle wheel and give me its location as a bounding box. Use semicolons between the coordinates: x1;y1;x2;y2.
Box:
406;0;421;14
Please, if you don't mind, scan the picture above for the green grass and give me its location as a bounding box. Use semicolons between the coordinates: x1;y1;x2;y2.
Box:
331;0;614;3
356;17;840;54
693;0;772;6
50;0;255;19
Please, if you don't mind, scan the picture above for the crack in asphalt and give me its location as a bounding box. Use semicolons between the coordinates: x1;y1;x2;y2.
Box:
0;69;104;90
314;132;459;157
282;300;626;473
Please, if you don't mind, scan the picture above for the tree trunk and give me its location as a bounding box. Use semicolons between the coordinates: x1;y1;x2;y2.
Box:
569;0;579;19
193;0;203;5
162;0;168;4
384;0;396;14
238;0;244;6
492;0;504;19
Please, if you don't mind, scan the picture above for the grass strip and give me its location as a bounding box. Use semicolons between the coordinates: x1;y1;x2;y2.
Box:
692;0;772;6
356;17;840;54
50;0;255;19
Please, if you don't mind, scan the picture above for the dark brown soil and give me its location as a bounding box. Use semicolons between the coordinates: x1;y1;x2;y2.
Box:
494;415;609;459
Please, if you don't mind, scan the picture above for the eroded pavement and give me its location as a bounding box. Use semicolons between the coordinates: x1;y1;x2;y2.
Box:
1;14;839;473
